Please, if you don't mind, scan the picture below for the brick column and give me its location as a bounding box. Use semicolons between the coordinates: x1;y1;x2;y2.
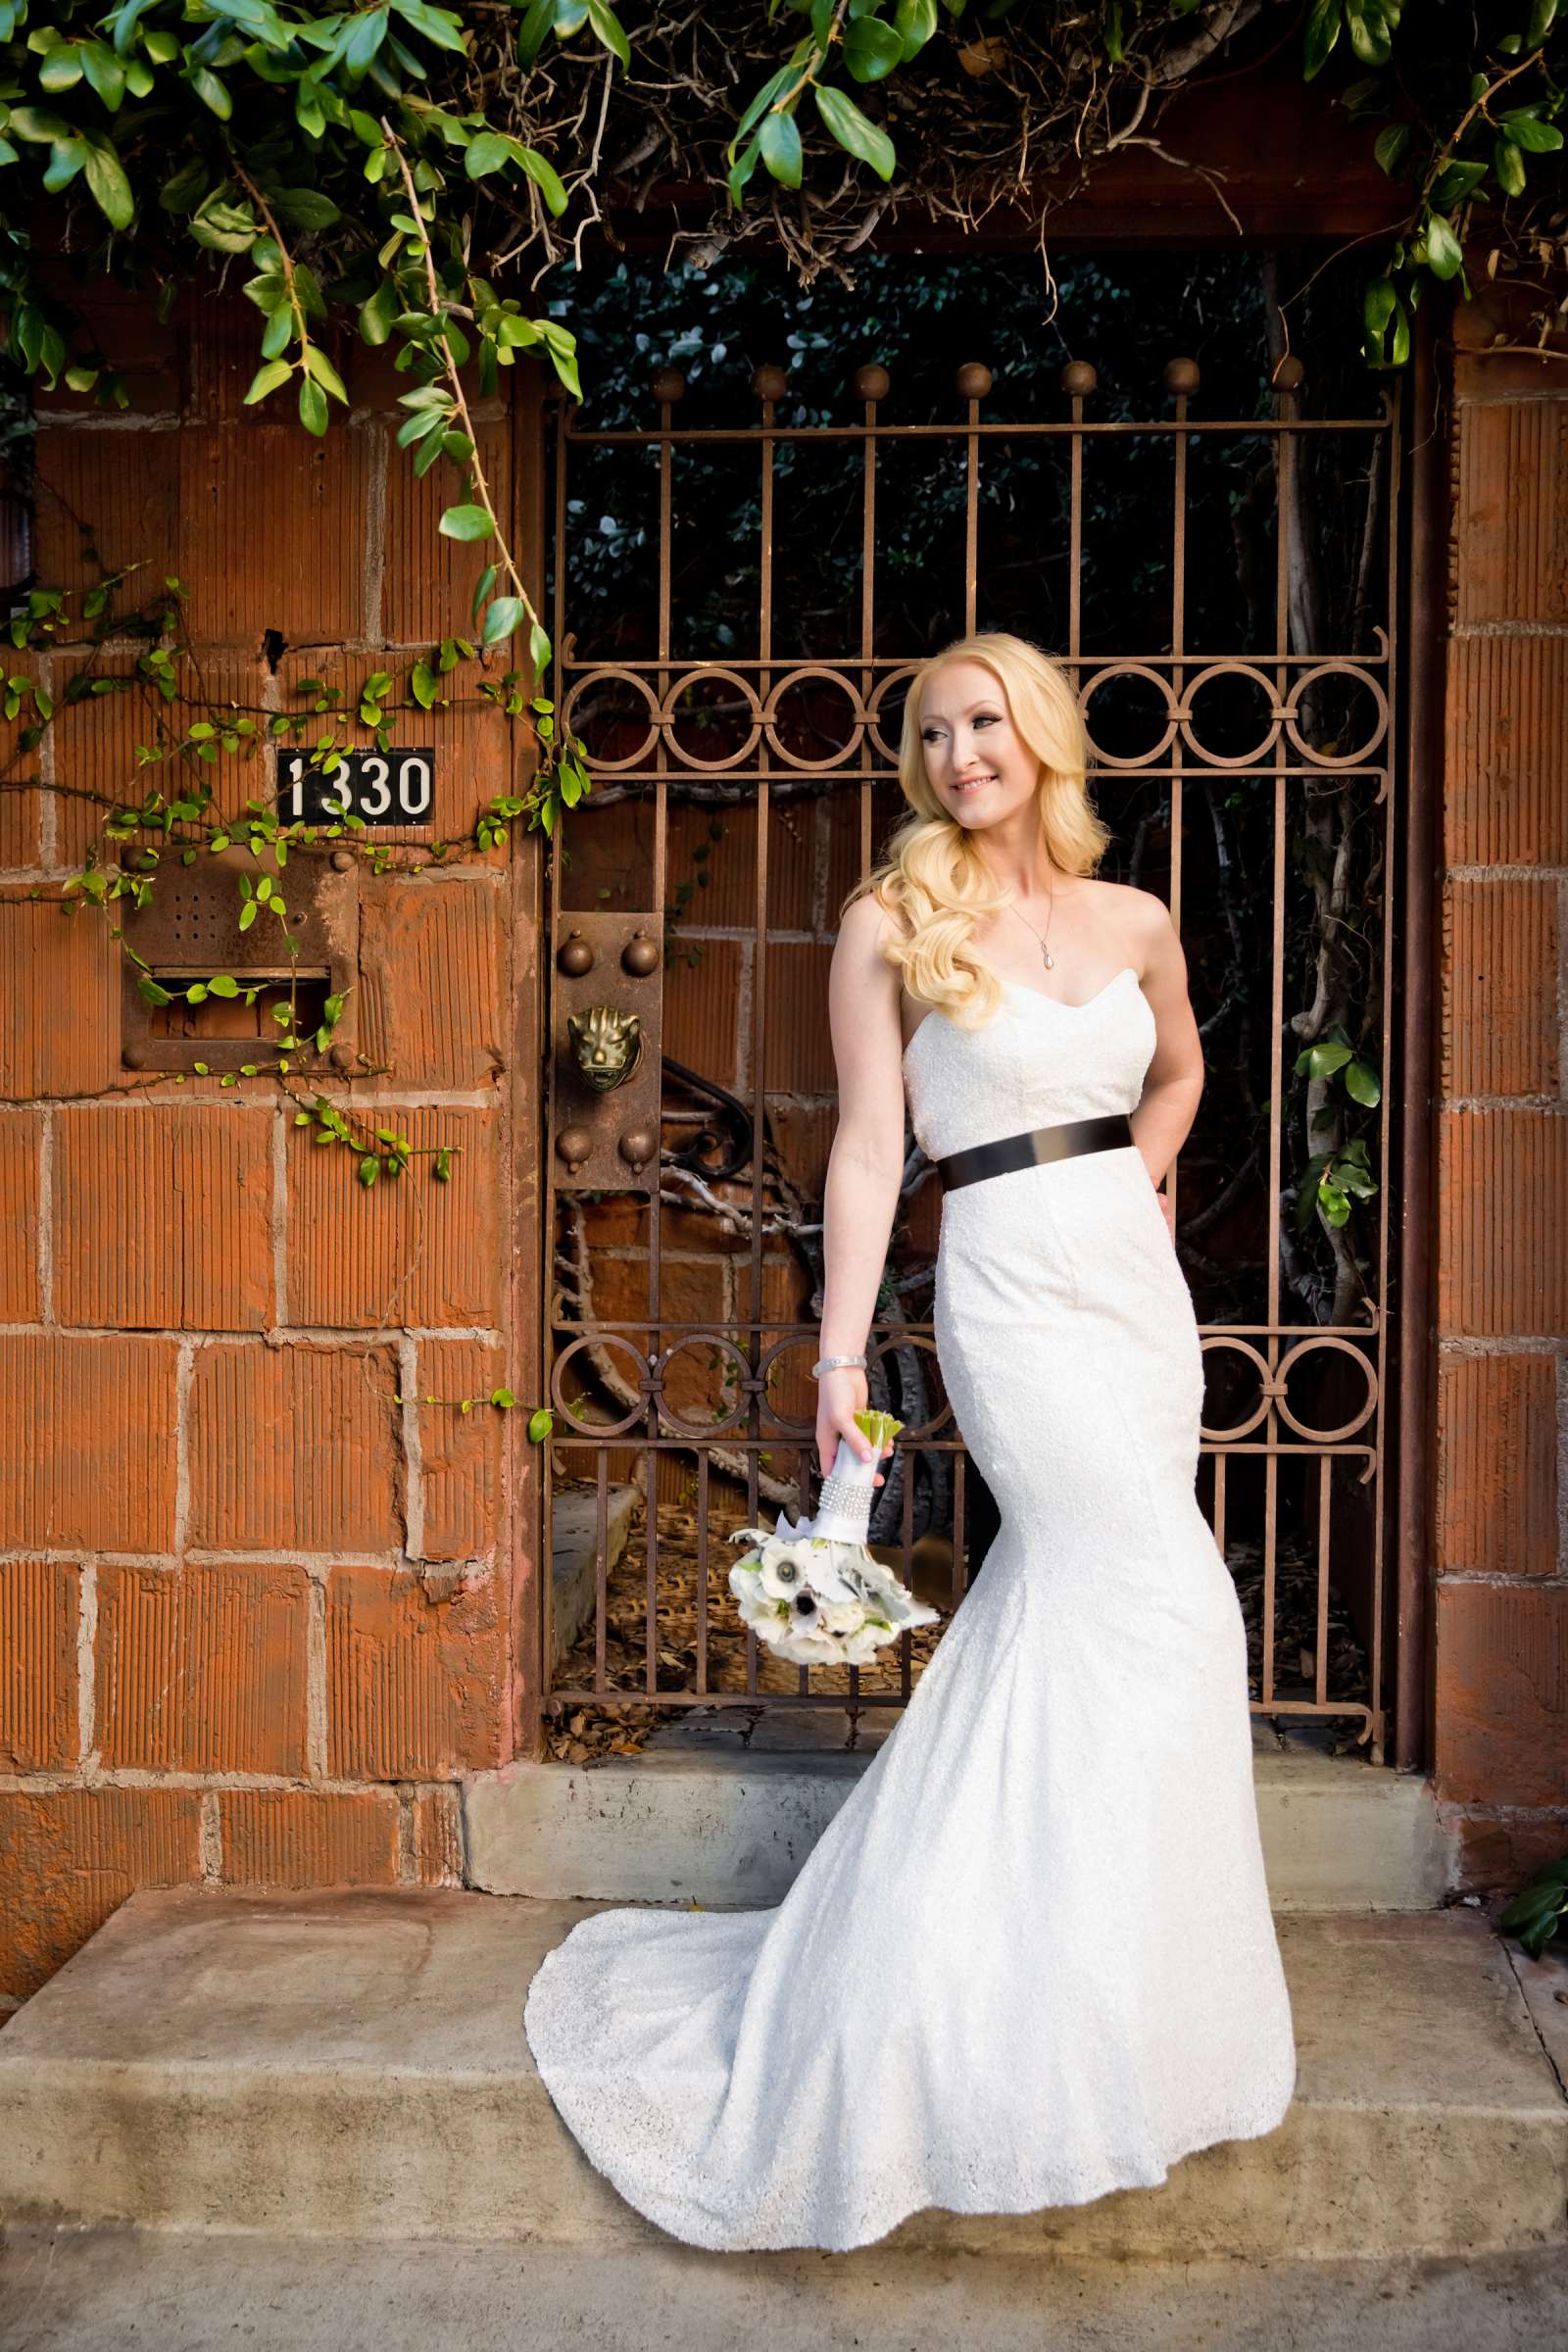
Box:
0;275;527;2009
1433;292;1568;1890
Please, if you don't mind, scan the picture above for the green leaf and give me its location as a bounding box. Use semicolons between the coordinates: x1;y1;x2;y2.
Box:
345;4;388;74
82;141;135;231
584;0;630;69
812;84;896;180
80;41;127;112
1302;0;1341;79
526;1405;554;1442
359;279;397;345
1300;1039;1353;1077
514;144;568;216
1344;1059;1381;1107
274;188;342;230
44;139;89;195
439;503;494;542
7;108;78;144
303;345;349;403
759;106;803;188
390;0;469;52
38;47;84;94
481;594;523;646
1344;0;1391;68
515;0;556;61
136;975;173;1005
299;374;329;435
1423;212;1464;280
465;130;510;177
244;358;292;405
186;65;232;120
1429;158;1488;210
1494;136;1527;198
490;1386;518;1409
107;0;155;57
733;62;800;149
1373;122;1409;177
894;0;939;60
1500;110;1565;154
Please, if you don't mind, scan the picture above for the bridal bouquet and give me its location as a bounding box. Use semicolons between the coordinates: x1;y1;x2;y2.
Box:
727;1410;940;1666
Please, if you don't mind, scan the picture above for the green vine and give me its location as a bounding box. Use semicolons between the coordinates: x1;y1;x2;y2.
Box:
1;562;563;1426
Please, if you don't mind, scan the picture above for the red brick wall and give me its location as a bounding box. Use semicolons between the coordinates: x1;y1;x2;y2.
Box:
1434;291;1568;1892
0;277;526;2011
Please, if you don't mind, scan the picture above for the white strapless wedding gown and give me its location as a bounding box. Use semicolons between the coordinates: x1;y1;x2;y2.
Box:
522;964;1298;2251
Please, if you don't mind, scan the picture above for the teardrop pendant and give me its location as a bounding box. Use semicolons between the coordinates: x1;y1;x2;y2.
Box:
1043;951;1054;969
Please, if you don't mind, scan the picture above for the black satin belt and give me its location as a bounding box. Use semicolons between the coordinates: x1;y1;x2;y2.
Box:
936;1111;1134;1192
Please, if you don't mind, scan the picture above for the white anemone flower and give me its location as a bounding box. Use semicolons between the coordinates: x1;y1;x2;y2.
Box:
727;1563;784;1632
757;1539;813;1602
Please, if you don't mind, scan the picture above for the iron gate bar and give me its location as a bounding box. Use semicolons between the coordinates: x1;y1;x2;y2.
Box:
541;349;1400;1759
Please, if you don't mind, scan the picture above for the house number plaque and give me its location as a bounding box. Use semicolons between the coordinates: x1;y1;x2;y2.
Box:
277;748;435;829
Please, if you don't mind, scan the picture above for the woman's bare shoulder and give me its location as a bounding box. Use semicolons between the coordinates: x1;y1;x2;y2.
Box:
836;883;907;967
1087;877;1174;955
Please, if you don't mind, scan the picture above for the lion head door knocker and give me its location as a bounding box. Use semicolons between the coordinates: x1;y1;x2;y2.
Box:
567;1004;644;1093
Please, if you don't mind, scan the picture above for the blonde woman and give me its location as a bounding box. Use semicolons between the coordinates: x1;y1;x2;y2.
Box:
525;629;1297;2252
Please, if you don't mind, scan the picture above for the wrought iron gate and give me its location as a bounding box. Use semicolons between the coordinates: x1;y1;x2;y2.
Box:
537;341;1401;1761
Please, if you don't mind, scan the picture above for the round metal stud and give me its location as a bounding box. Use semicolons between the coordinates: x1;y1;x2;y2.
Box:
956;362;993;401
621;930;661;978
1273;355;1306;394
652;367;686;405
1162;357;1200;398
556;930;595;977
853;363;890;402
752;363;788;403
329;850;356;873
556;1123;593;1173
617;1126;658;1170
1060;360;1097;397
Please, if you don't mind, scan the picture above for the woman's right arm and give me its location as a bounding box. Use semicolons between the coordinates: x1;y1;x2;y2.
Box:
814;892;908;1481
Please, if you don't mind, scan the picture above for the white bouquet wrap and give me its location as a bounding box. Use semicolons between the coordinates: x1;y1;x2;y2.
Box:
727;1410;940;1666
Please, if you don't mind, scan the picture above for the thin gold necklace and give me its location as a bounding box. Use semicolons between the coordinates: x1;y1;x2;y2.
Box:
1007;887;1056;971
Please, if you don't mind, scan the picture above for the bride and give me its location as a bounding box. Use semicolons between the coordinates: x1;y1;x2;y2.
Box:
523;628;1298;2252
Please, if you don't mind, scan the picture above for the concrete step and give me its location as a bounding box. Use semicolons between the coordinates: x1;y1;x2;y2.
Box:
6;2228;1568;2349
465;1716;1454;1911
2;1889;1562;2258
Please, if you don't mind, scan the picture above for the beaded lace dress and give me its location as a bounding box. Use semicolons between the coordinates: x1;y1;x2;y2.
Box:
522;965;1298;2252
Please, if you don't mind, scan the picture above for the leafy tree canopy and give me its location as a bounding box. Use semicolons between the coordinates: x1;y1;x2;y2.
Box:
0;0;1562;657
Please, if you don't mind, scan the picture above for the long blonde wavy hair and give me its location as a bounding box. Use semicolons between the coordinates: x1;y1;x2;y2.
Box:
844;630;1111;1028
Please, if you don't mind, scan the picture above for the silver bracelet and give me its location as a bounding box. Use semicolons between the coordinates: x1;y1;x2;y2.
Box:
811;1352;866;1379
